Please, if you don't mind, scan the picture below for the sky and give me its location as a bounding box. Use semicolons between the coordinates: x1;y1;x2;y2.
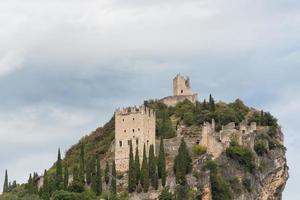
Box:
0;0;299;199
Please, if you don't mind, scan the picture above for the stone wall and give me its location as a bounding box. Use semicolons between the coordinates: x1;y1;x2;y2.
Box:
160;94;198;107
115;106;156;172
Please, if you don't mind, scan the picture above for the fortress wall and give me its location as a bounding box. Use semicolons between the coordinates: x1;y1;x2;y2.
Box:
115;106;156;172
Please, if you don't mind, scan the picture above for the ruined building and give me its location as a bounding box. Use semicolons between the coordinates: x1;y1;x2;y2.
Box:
115;106;156;172
161;74;198;107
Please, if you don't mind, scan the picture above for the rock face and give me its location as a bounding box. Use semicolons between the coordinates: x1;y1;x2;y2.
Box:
116;120;288;200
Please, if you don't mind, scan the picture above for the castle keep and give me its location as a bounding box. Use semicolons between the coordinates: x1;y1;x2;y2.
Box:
115;106;156;172
161;74;198;107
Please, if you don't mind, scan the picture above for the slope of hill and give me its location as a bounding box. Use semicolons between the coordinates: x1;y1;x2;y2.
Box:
0;98;288;200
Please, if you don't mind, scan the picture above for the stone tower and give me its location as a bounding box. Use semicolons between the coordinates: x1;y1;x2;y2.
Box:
161;73;198;107
115;105;156;172
173;74;192;96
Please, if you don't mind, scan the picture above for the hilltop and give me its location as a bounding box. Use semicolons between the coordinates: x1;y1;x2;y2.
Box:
0;97;288;200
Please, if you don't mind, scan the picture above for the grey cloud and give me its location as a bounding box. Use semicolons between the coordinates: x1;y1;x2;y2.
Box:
0;0;299;199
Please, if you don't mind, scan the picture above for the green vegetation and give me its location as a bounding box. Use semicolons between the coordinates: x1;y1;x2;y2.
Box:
254;140;268;156
157;137;167;187
159;187;173;200
3;170;8;193
134;147;141;186
95;157;102;195
128;143;136;193
174;138;192;185
140;144;149;192
226;140;256;173
242;177;252;192
192;144;207;155
248;110;277;127
149;144;158;190
144;100;176;138
202;161;233;200
55;149;63;190
104;161;110;185
110;161;117;194
64;116;115;173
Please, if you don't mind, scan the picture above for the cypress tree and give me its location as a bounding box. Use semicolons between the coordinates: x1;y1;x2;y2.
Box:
96;156;102;195
203;99;208;110
91;157;97;193
26;173;33;194
55;148;63;190
209;94;215;112
86;159;92;185
3;169;8;193
141;144;149;192
79;143;85;184
158;137;166;187
174;138;192;185
110;161;117;194
104;161;110;185
134;147;141;186
73;165;80;182
64;166;69;189
128;143;136;193
149;144;158;190
42;170;50;200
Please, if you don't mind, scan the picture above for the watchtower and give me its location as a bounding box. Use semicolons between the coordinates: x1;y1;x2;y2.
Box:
114;105;156;172
173;74;192;96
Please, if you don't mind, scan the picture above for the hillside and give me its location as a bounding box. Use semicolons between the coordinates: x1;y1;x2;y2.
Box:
0;97;288;200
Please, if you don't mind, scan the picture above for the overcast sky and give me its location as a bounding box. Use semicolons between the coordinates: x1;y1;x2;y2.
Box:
0;0;299;199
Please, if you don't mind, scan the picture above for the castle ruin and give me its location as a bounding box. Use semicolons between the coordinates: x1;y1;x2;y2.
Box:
161;74;198;107
115;106;156;172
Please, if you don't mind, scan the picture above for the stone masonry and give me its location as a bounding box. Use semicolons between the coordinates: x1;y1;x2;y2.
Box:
115;105;156;172
161;74;198;107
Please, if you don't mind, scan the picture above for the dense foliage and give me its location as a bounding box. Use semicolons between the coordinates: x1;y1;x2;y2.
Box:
144;100;176;138
226;141;256;173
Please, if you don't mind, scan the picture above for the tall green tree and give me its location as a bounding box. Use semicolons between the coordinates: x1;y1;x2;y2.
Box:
104;161;110;185
203;99;208;110
86;159;92;185
209;94;215;112
174;138;192;185
128;143;136;193
96;156;102;195
79;144;85;184
158;137;167;187
141;144;149;192
3;169;8;193
134;147;141;186
64;166;69;190
55;149;63;190
149;144;158;190
26;173;34;194
91;157;97;193
110;161;117;194
42;170;50;200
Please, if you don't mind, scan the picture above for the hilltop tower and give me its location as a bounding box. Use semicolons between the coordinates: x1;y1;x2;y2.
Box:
161;73;198;107
114;105;156;172
173;74;192;96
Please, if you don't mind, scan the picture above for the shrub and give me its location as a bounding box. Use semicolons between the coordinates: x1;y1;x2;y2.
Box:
226;141;256;173
159;187;173;200
67;181;85;193
254;140;268;156
268;126;277;138
242;178;252;192
228;177;242;194
211;174;233;200
192;144;207;155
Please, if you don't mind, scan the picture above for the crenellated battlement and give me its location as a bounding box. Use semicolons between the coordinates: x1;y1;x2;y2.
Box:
115;105;156;117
